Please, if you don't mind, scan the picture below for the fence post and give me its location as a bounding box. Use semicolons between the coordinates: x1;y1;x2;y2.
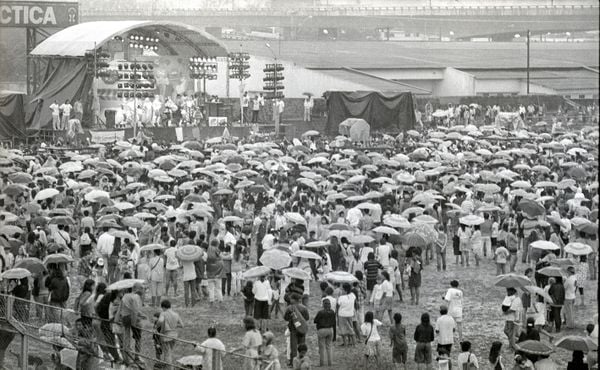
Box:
212;348;220;370
20;333;28;370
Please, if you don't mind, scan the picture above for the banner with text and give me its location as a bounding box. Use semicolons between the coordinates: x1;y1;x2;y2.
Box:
0;1;78;27
89;130;125;143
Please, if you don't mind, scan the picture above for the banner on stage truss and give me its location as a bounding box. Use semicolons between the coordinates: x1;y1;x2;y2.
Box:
89;129;124;143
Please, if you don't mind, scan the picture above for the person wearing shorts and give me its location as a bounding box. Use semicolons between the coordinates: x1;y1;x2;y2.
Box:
413;313;434;370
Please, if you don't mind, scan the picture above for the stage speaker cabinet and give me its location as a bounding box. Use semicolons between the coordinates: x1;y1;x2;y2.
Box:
105;109;117;128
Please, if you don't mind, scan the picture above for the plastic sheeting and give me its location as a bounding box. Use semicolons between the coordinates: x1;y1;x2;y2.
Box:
0;92;27;139
324;91;416;134
28;59;92;130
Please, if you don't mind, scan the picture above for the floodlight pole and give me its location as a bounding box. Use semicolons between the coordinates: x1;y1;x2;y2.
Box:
526;29;530;95
132;59;138;139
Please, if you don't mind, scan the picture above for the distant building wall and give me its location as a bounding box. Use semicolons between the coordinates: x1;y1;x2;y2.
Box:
434;67;475;96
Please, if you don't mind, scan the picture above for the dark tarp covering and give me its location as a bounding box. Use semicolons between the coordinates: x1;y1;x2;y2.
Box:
324;91;416;134
0;92;27;139
28;58;92;130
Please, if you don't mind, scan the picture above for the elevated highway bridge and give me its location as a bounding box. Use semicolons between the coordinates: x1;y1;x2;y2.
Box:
80;5;600;40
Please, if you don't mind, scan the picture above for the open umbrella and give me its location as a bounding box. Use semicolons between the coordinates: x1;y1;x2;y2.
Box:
515;340;554;356
304;241;330;249
537;266;565;277
34;188;59;201
530;240;560;251
292;250;321;260
1;268;32;280
139;244;167;252
351;235;375;245
412;214;438;224
43;254;73;265
383;215;411;229
324;271;358;283
260;249;292;270
282;267;312;280
242;266;272;279
402;231;428;248
493;273;532;288
522;285;553;304
121;216;144;229
14;257;46;275
285;212;307;226
0;225;23;236
518;199;546;217
459;215;485;226
371;226;400;235
564;242;593;256
39;323;69;337
176;245;203;262
554;335;597;353
107;279;146;291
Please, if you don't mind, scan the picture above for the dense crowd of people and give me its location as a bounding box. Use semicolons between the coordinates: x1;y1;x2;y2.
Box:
0;116;597;369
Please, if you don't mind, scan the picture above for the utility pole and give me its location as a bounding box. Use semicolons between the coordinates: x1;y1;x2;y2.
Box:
526;29;530;95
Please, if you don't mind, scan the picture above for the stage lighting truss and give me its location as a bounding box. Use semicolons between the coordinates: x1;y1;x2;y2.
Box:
189;57;218;80
127;33;160;51
227;52;250;80
263;63;285;99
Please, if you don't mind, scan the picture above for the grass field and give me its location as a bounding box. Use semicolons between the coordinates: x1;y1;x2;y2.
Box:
4;252;596;369
136;253;597;369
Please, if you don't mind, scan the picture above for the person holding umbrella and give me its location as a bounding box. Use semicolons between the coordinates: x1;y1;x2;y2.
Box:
501;287;523;350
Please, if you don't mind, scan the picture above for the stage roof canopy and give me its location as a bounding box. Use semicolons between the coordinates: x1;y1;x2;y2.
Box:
30;20;228;58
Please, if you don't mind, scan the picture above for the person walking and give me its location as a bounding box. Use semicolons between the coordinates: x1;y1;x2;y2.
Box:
547;277;565;333
389;313;408;370
120;282;145;365
157;299;184;368
414;312;434;370
457;341;479;369
563;266;577;329
407;250;422;305
336;283;356;347
252;274;271;332
284;293;309;366
149;249;165;307
501;287;522;349
206;240;224;304
313;299;335;367
435;305;456;357
164;241;179;297
435;224;447;271
361;311;382;367
45;266;70;322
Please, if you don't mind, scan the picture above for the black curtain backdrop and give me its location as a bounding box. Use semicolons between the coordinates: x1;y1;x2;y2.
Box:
28;58;92;130
0;93;27;139
324;91;416;135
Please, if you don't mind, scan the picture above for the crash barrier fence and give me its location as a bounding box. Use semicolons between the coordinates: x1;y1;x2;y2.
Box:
0;294;275;370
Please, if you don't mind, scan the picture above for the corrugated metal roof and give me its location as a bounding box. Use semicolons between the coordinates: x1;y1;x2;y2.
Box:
225;40;599;70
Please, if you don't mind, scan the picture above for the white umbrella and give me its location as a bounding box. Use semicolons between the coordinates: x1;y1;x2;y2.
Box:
459;215;485;226
371;226;400;235
34;188;59;201
564;242;593;256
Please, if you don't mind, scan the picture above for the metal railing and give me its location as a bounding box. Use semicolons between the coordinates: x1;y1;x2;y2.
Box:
0;294;273;370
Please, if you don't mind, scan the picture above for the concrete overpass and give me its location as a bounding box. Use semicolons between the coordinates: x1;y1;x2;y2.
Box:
80;5;600;40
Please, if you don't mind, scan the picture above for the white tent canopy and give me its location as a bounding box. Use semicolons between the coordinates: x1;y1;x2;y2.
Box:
30;21;228;58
